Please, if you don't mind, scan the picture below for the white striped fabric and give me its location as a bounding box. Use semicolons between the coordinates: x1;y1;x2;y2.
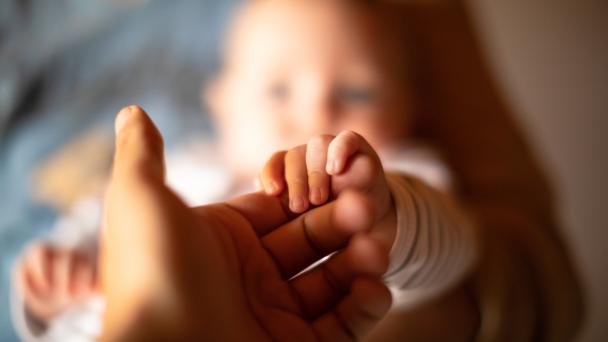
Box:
384;173;478;309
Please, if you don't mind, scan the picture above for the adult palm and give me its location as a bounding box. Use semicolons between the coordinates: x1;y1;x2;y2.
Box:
101;106;391;341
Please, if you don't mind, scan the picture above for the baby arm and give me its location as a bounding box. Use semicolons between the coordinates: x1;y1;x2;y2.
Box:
259;131;478;308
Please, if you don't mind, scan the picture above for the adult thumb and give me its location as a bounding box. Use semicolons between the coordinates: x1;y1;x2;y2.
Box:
112;105;165;184
102;105;172;339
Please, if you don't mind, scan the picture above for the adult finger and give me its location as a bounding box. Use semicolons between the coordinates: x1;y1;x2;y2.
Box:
289;235;389;319
103;105;183;321
220;191;293;237
104;104;174;242
261;191;374;279
112;105;165;185
313;277;392;341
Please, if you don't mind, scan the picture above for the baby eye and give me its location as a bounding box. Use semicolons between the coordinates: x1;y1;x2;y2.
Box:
337;86;376;105
268;82;289;102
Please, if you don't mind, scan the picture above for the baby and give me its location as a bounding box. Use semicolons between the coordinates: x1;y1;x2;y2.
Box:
13;0;477;340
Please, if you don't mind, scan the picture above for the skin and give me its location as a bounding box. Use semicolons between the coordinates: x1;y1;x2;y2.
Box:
20;1;475;339
19;2;470;341
211;2;483;340
208;0;413;182
208;0;413;301
18;244;97;325
259;131;397;255
101;105;393;341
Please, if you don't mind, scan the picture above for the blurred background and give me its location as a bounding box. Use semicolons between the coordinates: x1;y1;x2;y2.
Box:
0;0;605;340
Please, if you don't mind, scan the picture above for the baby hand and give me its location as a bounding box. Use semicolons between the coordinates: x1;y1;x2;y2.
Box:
259;131;397;249
18;243;97;324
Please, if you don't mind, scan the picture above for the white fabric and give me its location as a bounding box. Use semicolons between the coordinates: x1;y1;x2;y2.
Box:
384;174;477;309
380;145;477;308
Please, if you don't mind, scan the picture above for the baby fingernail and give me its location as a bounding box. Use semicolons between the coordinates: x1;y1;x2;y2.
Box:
310;187;322;204
291;196;306;212
326;160;336;174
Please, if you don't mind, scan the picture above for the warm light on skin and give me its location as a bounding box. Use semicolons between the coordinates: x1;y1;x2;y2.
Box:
207;0;414;180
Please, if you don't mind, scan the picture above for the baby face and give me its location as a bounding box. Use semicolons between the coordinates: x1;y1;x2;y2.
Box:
209;0;412;176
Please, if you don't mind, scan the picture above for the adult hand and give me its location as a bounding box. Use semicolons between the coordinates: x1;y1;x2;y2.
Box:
101;106;392;341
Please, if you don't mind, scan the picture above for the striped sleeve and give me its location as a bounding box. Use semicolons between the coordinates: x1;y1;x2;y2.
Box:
383;173;478;309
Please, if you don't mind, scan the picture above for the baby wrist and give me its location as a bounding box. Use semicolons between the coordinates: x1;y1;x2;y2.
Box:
384;173;418;277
